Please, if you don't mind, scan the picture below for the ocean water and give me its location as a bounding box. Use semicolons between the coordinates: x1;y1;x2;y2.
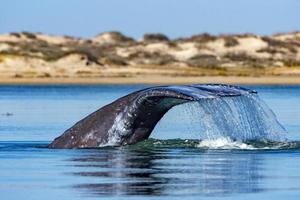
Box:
0;85;300;199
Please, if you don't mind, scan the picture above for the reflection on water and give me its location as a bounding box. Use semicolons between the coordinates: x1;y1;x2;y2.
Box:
69;147;262;197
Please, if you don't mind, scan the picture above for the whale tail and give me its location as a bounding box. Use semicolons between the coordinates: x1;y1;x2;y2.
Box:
48;84;256;148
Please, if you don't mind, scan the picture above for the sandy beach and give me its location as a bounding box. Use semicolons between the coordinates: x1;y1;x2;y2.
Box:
0;75;299;85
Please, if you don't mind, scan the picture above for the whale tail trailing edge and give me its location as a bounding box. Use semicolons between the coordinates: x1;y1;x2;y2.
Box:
48;84;256;148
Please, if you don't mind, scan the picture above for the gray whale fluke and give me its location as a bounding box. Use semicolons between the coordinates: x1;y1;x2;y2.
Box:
48;84;256;148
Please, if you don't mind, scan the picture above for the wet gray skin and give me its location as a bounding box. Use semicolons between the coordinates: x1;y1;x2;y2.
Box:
48;84;256;148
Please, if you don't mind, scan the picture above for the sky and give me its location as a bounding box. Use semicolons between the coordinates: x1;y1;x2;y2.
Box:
1;0;299;39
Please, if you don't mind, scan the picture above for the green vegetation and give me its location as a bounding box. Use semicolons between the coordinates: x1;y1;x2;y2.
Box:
21;31;37;39
262;37;297;53
223;36;239;47
186;33;217;43
143;33;169;43
10;32;21;38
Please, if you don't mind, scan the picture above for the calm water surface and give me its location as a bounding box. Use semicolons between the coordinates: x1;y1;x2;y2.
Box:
0;85;300;200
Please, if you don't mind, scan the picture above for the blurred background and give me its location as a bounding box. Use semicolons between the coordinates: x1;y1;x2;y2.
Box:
0;0;300;82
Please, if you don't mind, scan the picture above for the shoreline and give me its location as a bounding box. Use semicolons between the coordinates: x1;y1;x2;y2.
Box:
0;75;300;85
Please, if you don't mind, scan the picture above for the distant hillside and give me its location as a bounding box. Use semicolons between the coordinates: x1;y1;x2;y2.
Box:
0;31;299;78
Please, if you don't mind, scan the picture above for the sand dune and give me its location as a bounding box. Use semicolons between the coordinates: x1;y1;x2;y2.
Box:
0;31;300;83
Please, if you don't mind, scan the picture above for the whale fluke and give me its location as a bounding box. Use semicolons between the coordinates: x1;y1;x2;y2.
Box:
48;84;256;148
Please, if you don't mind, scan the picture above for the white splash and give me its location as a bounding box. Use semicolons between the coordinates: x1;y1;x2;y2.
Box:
197;137;254;150
184;94;287;142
